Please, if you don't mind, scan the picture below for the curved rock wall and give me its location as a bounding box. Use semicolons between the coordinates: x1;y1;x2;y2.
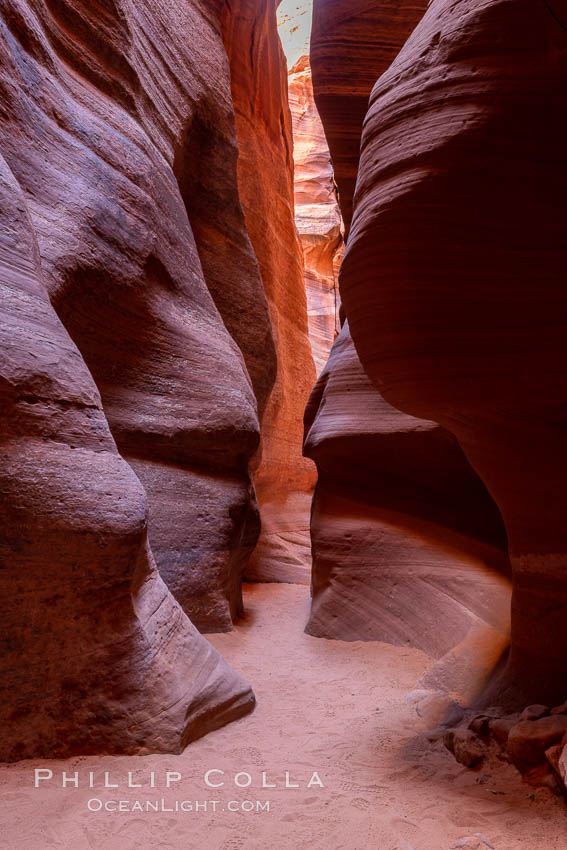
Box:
305;0;535;701
304;324;510;698
310;0;428;232
223;0;317;583
288;54;343;377
0;0;309;758
337;0;567;707
1;0;272;635
279;1;344;377
0;147;253;761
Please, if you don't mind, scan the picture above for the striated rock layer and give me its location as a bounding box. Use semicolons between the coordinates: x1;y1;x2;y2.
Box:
310;0;428;233
288;54;343;377
0;149;253;761
223;0;317;583
0;0;292;757
305;0;511;692
279;1;344;377
1;0;276;634
304;324;511;699
340;0;567;707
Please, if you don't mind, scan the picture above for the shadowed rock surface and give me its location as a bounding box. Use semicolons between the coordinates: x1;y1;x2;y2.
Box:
305;0;511;693
0;0;276;633
223;0;317;584
310;0;428;233
339;0;567;708
0;0;320;758
304;324;511;698
0;149;254;761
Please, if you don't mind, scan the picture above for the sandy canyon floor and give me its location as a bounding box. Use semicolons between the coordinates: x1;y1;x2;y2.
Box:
1;583;566;850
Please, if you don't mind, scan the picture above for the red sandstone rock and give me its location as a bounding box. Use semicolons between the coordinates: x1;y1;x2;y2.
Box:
489;714;521;746
303;0;513;680
443;728;486;768
223;0;317;583
0;150;254;761
0;0;274;633
288;54;343;376
507;716;567;773
340;0;567;707
303;324;510;687
557;742;567;791
310;0;428;232
520;705;550;723
545;744;563;782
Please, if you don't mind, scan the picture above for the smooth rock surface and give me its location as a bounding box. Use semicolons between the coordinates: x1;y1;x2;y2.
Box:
0;148;254;760
288;53;343;376
340;0;567;707
310;0;428;232
303;323;511;700
224;0;317;583
0;0;278;633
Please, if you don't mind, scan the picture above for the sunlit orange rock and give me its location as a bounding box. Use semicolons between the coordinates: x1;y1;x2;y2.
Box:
223;0;317;583
288;55;343;376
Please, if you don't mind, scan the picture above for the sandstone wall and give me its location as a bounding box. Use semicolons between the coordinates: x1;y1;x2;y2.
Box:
0;144;253;760
305;0;530;702
304;323;510;700
288;55;343;377
223;0;317;583
310;0;428;233
279;0;344;378
335;0;567;707
0;0;292;758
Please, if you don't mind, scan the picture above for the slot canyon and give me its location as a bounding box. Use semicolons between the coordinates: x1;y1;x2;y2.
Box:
0;0;566;847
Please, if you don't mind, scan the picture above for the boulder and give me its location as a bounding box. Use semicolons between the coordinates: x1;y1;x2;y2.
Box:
444;728;486;768
507;716;567;772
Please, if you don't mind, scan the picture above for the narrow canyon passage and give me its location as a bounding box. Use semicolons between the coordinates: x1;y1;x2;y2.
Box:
1;584;564;850
2;0;567;847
